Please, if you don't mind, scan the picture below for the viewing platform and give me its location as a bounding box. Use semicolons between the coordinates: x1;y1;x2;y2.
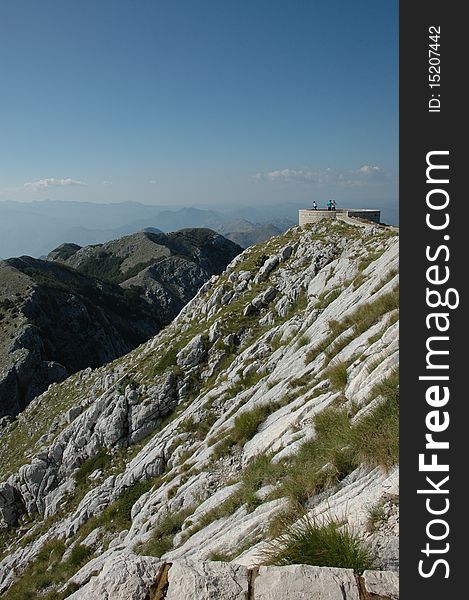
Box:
299;208;381;226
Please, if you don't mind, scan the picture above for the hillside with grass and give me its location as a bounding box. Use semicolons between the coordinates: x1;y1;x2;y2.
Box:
0;220;399;598
0;229;240;419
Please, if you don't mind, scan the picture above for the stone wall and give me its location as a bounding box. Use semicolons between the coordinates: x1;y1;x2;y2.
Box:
68;555;399;600
299;209;381;225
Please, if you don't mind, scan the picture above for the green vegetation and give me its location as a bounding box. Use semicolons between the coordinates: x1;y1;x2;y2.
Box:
0;374;96;480
74;449;111;486
305;286;399;367
289;372;313;388
179;412;218;440
324;361;349;390
232;406;271;445
99;480;153;532
366;502;386;533
350;381;399;470
181;454;286;541
117;375;138;394
275;371;398;506
208;536;260;562
238;454;285;511
136;506;195;557
277;408;354;505
212;397;290;460
296;334;310;349
357;250;383;273
315;288;341;310
371;267;398;294
70;479;156;549
1;537;91;600
149;348;179;377
261;516;375;573
75;254;123;282
68;543;94;568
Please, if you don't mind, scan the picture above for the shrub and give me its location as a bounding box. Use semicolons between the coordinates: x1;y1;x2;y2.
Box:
357;250;383;273
305;287;399;367
277;408;354;505
180;412;218;440
261;516;375;573
289;373;312;388
276;372;399;506
240;454;286;511
316;288;341;310
0;537;92;599
117;375;138;395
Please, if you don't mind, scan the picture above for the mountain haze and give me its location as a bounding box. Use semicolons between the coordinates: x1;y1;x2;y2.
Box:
0;201;299;259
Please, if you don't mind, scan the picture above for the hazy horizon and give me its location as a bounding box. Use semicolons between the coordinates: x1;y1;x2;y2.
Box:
0;197;398;260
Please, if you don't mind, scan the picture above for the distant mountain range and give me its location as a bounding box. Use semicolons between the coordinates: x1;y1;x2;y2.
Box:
0;201;292;259
0;199;398;259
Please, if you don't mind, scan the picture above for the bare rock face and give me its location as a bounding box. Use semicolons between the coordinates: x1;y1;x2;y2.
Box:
67;552;164;600
65;557;399;600
361;570;399;600
0;482;26;525
177;334;207;369
254;565;360;600
64;557;400;600
0;220;399;597
166;560;250;600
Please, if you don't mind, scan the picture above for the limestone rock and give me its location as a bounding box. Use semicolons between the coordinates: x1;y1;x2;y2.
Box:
67;552;163;600
254;564;360;600
166;560;250;600
0;482;25;525
177;334;207;368
0;221;399;597
362;570;399;599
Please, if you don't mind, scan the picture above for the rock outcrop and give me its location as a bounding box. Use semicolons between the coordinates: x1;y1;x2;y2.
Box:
0;220;399;598
67;556;399;600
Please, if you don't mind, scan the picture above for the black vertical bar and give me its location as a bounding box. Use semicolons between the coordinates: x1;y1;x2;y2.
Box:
400;1;465;597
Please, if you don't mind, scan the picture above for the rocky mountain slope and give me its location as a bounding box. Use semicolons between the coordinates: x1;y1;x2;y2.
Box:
0;229;241;418
46;229;241;320
0;220;399;598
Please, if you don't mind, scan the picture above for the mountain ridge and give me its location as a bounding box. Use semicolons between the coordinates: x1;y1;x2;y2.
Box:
0;229;241;418
0;220;399;598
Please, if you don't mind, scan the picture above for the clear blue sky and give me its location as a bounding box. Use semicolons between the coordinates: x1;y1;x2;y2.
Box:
0;0;398;208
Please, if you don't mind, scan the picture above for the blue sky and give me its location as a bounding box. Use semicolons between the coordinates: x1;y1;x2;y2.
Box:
0;0;398;208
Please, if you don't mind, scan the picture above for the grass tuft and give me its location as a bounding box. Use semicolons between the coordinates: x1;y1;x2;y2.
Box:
261;515;375;573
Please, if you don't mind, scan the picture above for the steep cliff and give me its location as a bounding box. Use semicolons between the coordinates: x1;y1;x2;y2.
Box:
0;220;399;598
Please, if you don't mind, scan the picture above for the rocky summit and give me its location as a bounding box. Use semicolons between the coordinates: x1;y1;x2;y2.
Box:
0;220;399;599
0;228;241;419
